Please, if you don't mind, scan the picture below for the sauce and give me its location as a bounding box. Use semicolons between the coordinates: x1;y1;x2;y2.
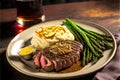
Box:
58;61;83;73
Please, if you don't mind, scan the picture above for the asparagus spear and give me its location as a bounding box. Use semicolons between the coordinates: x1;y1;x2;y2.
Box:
82;47;87;66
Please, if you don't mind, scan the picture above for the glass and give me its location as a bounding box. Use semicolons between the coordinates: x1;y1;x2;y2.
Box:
16;0;45;25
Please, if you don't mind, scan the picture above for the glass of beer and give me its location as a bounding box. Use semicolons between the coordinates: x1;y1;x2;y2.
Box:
16;0;45;25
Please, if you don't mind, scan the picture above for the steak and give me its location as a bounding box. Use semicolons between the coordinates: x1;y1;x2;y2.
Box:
34;40;83;72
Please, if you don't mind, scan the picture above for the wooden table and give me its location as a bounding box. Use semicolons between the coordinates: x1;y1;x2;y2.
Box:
0;1;120;80
43;1;120;34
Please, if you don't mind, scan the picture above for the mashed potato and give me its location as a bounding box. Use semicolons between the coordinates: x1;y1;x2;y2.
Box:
31;25;75;50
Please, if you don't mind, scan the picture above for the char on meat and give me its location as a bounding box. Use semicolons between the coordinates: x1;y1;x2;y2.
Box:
34;40;83;72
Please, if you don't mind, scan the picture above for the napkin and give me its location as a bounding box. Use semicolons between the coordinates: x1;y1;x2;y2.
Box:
93;33;120;80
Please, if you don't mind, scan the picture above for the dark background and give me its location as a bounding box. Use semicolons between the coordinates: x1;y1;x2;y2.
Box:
0;0;100;9
42;0;97;5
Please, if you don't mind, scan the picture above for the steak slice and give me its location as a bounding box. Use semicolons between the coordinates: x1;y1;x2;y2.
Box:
34;52;41;69
34;40;83;72
40;55;54;71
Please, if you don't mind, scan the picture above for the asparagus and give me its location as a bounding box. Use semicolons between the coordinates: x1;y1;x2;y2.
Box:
78;25;104;40
86;47;90;64
65;18;101;57
90;38;104;49
82;47;87;66
78;25;113;42
63;18;113;66
90;40;103;54
92;55;98;64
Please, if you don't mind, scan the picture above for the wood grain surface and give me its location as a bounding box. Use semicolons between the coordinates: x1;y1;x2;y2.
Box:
43;1;120;34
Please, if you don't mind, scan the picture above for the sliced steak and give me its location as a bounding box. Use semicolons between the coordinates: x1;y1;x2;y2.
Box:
34;53;41;69
34;40;83;72
40;55;54;71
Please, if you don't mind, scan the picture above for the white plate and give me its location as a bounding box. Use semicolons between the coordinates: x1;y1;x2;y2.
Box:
6;19;117;79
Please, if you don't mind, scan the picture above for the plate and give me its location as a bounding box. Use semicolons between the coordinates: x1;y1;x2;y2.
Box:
6;19;117;79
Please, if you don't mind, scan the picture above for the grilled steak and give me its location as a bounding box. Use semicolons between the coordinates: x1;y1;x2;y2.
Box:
34;40;83;72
